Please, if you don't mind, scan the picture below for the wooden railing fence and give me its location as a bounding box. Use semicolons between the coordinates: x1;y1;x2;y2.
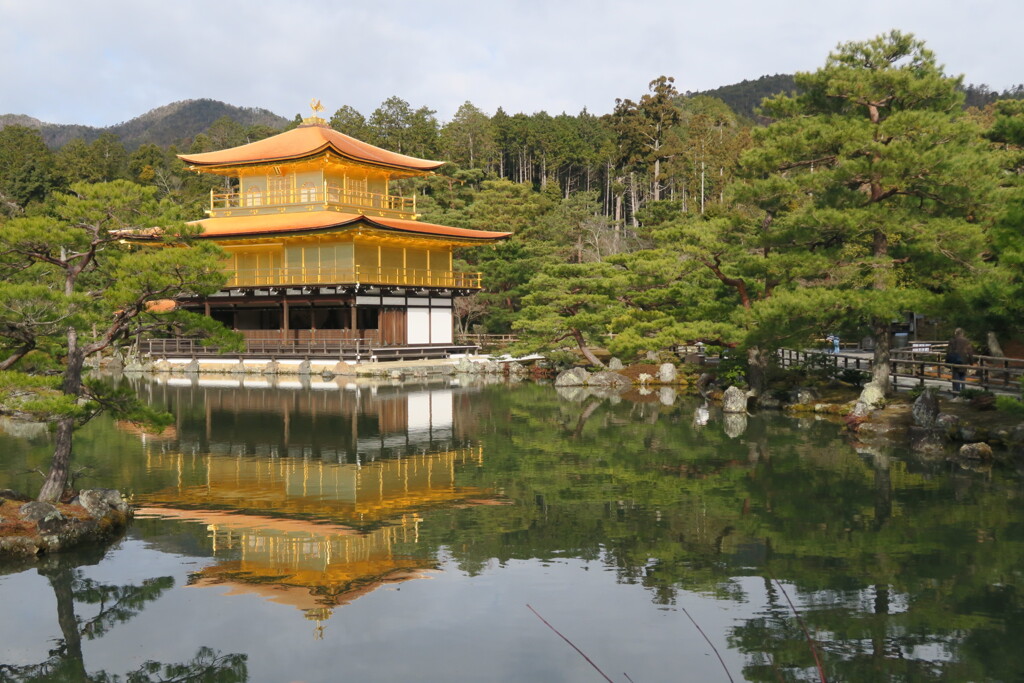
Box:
455;333;518;348
778;347;1022;393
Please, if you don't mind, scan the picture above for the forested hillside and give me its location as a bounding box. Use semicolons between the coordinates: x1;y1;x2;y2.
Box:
690;74;797;121
0;99;288;149
2;33;1023;391
689;75;1024;120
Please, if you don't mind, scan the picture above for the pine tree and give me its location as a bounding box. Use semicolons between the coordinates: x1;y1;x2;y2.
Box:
736;31;996;391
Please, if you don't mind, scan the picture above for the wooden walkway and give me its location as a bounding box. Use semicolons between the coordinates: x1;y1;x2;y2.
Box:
778;346;1023;394
138;338;479;362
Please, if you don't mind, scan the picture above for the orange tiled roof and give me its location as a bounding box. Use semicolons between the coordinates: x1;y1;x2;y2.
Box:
179;124;444;172
190;211;511;242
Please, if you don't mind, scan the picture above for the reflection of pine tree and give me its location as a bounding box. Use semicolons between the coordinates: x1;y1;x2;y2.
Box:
0;553;246;682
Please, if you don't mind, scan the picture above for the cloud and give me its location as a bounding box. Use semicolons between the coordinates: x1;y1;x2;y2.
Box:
1;0;1020;127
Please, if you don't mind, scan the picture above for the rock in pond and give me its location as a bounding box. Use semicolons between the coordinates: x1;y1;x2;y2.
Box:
658;363;677;383
912;388;941;429
554;367;590;387
958;442;994;461
722;386;749;414
588;371;630;391
1;489;133;560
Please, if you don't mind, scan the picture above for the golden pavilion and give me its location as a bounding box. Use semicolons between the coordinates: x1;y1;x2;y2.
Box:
167;110;509;356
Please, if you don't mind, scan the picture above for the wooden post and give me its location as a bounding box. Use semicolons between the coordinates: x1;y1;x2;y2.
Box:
282;299;290;344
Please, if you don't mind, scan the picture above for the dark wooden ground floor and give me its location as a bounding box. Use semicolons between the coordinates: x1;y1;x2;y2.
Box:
150;289;467;360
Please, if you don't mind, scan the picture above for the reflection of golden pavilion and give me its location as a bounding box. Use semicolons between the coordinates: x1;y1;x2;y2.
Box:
137;507;434;627
135;445;489;631
129;380;491;630
138;446;484;522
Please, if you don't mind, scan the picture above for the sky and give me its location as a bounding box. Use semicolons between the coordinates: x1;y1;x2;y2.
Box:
1;0;1021;128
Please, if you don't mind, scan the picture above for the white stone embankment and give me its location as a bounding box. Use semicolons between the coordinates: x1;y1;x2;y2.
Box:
123;355;534;381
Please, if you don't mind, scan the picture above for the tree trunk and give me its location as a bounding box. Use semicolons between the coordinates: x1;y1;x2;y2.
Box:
626;172;634;228
870;321;891;393
653;158;661;201
700;161;706;214
38;418;75;503
746;346;768;397
987;331;1008;382
986;331;1004;358
38;337;86;503
571;328;605;368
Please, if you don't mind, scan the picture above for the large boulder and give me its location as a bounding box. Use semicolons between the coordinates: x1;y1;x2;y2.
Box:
912;388;941;429
858;382;886;408
790;387;820;405
851;381;886;417
332;361;356;376
455;357;485;374
588;371;631;391
506;362;529;379
608;357;624;370
935;413;960;438
722;386;748;414
554;367;590;387
958;442;994;461
76;489;131;518
20;501;63;525
3;491;134;560
658;363;677;384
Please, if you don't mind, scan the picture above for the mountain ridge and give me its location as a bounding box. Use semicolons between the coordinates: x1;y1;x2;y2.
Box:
4;77;1021;150
0;98;290;149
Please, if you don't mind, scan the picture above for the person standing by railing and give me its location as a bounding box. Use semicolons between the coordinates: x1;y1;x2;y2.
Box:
826;334;840;354
945;328;975;393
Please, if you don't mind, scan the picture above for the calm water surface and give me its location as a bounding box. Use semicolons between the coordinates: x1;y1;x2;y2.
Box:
1;376;1022;682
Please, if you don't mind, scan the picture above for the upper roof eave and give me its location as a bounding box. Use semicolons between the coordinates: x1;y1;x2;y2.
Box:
178;124;445;173
175;211;511;244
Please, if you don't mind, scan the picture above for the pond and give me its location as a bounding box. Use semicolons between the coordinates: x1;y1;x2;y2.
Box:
1;376;1023;682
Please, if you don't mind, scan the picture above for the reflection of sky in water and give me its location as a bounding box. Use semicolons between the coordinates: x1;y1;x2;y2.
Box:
0;538;772;682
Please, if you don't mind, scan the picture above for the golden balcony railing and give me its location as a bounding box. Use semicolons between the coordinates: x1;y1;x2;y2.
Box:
225;265;482;290
210;182;416;218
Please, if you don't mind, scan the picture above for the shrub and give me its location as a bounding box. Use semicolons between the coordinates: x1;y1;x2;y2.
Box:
995;395;1024;417
836;368;867;388
544;349;579;371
